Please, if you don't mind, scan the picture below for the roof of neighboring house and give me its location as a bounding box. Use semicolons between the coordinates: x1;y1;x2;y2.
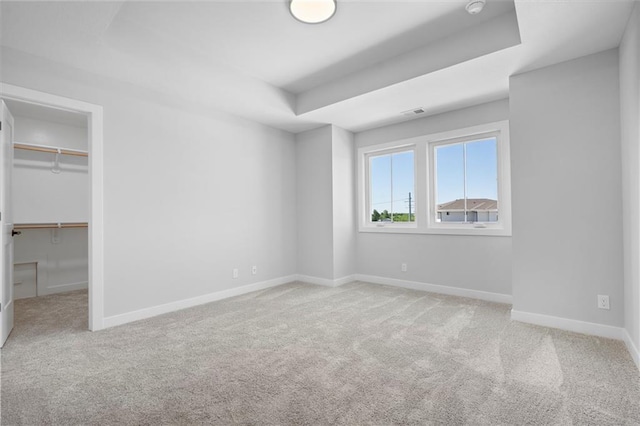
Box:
437;198;497;212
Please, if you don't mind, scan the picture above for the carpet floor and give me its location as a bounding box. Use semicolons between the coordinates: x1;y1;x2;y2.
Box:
1;281;639;425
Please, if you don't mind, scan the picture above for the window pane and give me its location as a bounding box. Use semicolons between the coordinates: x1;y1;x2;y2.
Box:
435;143;464;222
370;154;391;222
466;138;498;222
391;151;415;222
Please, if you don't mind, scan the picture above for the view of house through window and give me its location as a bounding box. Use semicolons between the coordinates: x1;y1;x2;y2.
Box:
369;149;415;223
434;136;498;223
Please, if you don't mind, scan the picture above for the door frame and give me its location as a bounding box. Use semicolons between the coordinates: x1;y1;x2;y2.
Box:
0;83;105;331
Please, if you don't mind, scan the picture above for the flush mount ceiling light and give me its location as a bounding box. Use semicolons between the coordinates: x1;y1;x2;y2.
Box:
466;0;486;14
290;0;337;24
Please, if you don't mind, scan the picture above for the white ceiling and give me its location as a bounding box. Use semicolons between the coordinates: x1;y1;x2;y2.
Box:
0;0;636;133
111;0;514;92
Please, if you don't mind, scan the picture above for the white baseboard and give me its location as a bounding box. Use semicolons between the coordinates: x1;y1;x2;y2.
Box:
511;309;624;341
103;275;297;329
354;274;513;304
96;273;640;373
334;275;357;286
40;281;88;296
103;273;509;330
623;329;640;370
296;274;356;288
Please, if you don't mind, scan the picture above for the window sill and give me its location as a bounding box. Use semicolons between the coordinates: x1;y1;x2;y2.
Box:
424;226;511;237
359;223;417;234
359;225;511;236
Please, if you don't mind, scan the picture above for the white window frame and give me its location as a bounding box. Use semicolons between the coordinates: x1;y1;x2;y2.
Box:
427;121;511;236
358;141;418;232
357;120;511;236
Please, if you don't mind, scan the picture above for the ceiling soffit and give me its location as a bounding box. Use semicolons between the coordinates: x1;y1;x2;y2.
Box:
296;9;521;115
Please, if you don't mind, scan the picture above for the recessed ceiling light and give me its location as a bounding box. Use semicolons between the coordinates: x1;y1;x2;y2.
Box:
290;0;337;24
466;0;486;15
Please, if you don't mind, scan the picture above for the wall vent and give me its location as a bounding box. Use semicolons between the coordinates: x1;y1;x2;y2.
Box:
402;107;426;117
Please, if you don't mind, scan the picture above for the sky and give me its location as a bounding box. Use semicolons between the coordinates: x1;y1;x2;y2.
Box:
370;150;415;216
435;137;497;205
370;137;497;216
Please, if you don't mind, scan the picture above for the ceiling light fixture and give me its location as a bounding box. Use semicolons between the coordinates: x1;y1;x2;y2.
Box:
465;0;486;15
290;0;337;24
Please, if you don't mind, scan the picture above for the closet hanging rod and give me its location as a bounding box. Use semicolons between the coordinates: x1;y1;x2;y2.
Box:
13;222;88;230
13;142;88;158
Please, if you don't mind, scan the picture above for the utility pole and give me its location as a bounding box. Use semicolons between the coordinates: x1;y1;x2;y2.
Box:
408;192;412;222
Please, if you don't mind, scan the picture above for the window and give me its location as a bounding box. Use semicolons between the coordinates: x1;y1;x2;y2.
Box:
366;147;416;226
433;135;498;224
358;121;511;236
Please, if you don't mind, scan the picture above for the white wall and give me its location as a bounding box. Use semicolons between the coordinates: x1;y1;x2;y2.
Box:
295;124;357;282
510;49;623;327
14;228;88;296
331;126;356;280
12;114;89;296
1;47;297;318
13;116;89;223
1;41;632;343
13;116;86;150
355;100;512;296
13;263;36;299
296;125;334;280
620;4;640;355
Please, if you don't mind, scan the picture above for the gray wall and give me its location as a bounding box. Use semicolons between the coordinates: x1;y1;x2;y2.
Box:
510;49;623;326
12;115;89;296
331;126;357;279
2;40;633;336
355;100;512;296
1;47;298;318
296;124;357;281
620;4;640;348
296;126;334;279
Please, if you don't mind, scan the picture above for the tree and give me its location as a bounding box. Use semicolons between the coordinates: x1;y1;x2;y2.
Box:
371;209;381;222
381;210;390;220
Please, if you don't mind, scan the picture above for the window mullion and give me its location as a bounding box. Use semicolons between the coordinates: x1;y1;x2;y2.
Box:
390;154;394;223
463;142;467;223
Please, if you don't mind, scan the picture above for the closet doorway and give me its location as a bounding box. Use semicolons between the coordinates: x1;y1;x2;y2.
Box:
0;84;104;346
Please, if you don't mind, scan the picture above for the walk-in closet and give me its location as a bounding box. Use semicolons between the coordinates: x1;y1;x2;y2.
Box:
5;100;89;330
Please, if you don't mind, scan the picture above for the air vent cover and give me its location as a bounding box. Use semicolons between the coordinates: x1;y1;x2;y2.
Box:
401;107;426;117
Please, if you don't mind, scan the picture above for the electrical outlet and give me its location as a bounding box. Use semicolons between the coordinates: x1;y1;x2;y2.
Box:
251;265;257;275
597;294;610;310
401;263;407;272
232;268;239;279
